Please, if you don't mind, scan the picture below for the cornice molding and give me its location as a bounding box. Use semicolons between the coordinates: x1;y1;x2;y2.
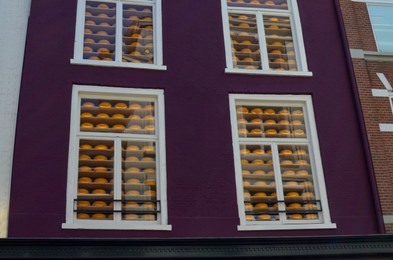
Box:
0;235;393;258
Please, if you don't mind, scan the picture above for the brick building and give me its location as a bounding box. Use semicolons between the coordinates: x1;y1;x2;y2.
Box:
339;0;393;233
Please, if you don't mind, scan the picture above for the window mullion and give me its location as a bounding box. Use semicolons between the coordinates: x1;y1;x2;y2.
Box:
256;13;269;71
271;143;285;224
113;137;122;222
115;1;123;62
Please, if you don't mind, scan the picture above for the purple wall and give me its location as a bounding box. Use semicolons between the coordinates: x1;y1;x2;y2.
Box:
9;0;381;238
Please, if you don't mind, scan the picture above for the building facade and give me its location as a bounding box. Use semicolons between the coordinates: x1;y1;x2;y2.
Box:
2;0;392;257
339;0;393;233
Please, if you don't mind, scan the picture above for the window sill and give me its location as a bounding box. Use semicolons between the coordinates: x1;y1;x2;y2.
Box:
62;222;172;231
225;68;313;77
70;59;167;71
238;223;337;231
363;51;393;62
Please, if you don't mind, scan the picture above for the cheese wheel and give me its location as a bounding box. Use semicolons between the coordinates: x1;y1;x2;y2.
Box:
94;178;108;184
253;170;265;175
246;215;255;221
81;112;93;118
126;145;139;151
81;123;94;129
80;144;93;149
254;192;267;197
257;214;272;221
254;203;268;209
79;154;91;160
130;104;142;109
124;214;139;220
94;155;108;160
126;179;141;184
96;123;109;129
77;213;90;219
144;168;156;174
125;202;139;208
79;177;92;183
92;201;107;207
79;166;92;172
91;213;107;219
92;189;106;194
252;149;264;154
237;107;249;113
280;149;292;155
126;190;140;196
78;188;89;194
142;214;156;220
77;201;90;207
125;167;140;173
94;167;108;172
144;190;157;196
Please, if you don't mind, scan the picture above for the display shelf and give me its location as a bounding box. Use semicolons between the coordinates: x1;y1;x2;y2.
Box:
123;172;156;180
78;182;114;190
79;159;113;167
123;183;156;189
241;133;307;139
242;174;275;181
264;28;292;36
230;26;258;34
233;60;261;66
84;33;115;42
284;196;316;202
79;148;114;157
80;127;155;135
267;52;295;59
228;3;288;10
232;43;260;51
264;21;291;28
81;106;154;115
267;45;293;52
228;18;257;25
241;164;274;171
230;34;258;42
280;175;313;181
244;185;277;192
86;7;116;16
85;24;116;35
236;112;303;121
85;15;116;24
241;154;272;161
248;195;277;203
122;207;157;213
123;161;156;168
232;52;261;59
84;42;116;50
123;195;157;201
78;171;114;179
240;123;306;130
77;194;113;200
77;206;113;212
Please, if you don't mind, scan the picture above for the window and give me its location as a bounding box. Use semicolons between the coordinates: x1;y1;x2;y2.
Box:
229;94;335;230
368;4;393;53
221;0;311;76
72;0;165;70
62;85;171;230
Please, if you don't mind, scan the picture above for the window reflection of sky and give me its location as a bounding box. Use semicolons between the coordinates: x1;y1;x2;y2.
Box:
369;5;393;52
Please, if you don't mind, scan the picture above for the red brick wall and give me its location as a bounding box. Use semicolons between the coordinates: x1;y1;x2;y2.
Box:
340;0;393;233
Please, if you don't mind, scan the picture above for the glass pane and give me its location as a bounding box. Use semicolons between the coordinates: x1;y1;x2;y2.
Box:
264;15;297;71
80;99;156;135
122;4;154;64
241;144;280;222
77;139;114;220
236;105;306;138
227;0;288;10
368;5;393;53
84;1;116;61
229;13;262;70
278;144;321;221
122;141;158;221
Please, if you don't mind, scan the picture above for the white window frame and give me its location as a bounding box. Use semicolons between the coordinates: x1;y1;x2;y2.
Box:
71;0;166;70
62;85;171;230
229;94;336;230
366;2;393;53
221;0;312;77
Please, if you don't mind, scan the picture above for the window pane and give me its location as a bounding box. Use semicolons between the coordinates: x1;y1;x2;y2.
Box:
77;139;114;220
80;99;156;135
241;144;280;222
368;5;393;53
236;105;306;138
84;1;116;61
229;13;262;70
278;144;321;221
264;15;297;71
227;0;288;10
122;5;154;64
122;141;158;221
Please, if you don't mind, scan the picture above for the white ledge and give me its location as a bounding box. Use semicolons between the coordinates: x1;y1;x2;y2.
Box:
379;124;393;132
372;89;391;97
364;51;393;62
62;222;172;231
71;59;167;71
225;68;313;77
238;223;337;231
